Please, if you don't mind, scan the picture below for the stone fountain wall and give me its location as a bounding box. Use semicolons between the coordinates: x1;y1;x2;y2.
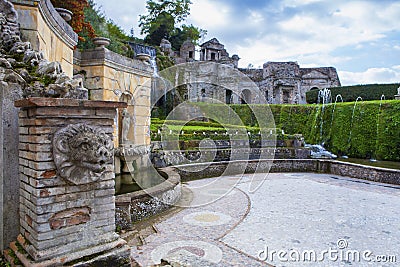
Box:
0;0;85;251
1;0;156;259
4;98;131;266
150;138;310;168
74;47;154;175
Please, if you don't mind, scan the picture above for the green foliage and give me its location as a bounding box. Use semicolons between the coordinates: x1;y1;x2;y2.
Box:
139;0;192;35
0;255;11;267
144;12;175;45
139;0;206;48
306;83;400;103
151;101;400;161
156;47;175;70
150;117;263;141
41;75;56;86
77;0;134;57
269;101;400;161
169;24;207;50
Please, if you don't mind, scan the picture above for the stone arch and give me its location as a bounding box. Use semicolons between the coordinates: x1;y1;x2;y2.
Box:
225;89;233;104
241;89;252;104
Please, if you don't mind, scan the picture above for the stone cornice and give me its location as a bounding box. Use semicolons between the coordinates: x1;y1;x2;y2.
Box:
15;97;127;108
75;49;153;77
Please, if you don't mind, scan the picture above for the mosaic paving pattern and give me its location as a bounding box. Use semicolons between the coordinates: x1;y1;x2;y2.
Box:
150;240;223;264
183;210;232;226
130;173;400;266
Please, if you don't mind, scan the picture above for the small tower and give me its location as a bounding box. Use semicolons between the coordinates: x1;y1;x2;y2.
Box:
180;38;196;61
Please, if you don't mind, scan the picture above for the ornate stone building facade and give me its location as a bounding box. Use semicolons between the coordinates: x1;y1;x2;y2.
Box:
241;62;341;104
167;38;341;104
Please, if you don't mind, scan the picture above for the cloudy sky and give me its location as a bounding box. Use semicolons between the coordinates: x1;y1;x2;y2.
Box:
94;0;400;86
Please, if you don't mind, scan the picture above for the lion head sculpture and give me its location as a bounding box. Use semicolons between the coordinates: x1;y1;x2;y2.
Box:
53;124;113;185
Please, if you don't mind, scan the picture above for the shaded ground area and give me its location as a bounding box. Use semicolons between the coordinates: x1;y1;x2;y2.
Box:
129;173;400;266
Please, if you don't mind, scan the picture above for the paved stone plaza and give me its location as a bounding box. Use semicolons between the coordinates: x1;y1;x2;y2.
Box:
131;173;400;266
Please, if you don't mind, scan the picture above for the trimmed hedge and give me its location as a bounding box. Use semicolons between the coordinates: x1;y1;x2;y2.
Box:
150;117;264;141
269;101;400;161
152;101;400;161
306;83;399;104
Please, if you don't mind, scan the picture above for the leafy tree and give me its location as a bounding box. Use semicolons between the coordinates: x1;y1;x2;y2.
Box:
50;0;96;41
139;0;192;36
144;11;175;46
139;0;206;48
170;24;207;50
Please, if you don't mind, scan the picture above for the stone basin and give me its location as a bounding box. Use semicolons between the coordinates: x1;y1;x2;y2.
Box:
136;53;151;62
115;145;150;173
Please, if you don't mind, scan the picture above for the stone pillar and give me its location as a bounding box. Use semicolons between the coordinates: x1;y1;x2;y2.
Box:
4;98;130;266
0;82;22;251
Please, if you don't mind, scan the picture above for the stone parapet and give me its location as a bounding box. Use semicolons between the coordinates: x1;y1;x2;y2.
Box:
5;97;130;266
175;159;400;185
75;48;153;76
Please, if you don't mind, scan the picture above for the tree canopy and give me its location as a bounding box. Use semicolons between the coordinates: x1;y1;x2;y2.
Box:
139;0;192;35
50;0;96;42
50;0;136;56
139;0;206;48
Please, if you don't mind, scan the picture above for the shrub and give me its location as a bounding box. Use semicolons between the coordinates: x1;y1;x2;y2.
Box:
306;83;399;103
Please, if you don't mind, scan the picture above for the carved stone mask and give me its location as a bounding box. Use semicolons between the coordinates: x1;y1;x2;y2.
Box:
53;124;113;184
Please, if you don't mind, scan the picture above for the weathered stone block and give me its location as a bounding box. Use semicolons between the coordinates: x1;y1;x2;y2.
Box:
1;81;22;250
19;134;52;144
29;107;97;117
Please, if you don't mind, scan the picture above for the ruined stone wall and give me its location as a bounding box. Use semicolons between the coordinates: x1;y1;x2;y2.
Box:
11;0;78;77
240;62;341;104
300;67;341;92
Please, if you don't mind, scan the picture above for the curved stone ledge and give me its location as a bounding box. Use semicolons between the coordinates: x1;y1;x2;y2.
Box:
115;167;181;229
174;159;400;185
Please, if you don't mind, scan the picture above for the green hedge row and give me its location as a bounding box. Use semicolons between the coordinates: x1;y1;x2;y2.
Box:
150;117;263;141
151;101;400;160
269;101;400;161
306;83;399;103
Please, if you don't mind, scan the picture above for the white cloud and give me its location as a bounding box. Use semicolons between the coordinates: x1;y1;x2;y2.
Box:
189;0;232;30
284;0;323;6
94;0;400;86
95;0;146;37
339;66;400;85
227;0;400;73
